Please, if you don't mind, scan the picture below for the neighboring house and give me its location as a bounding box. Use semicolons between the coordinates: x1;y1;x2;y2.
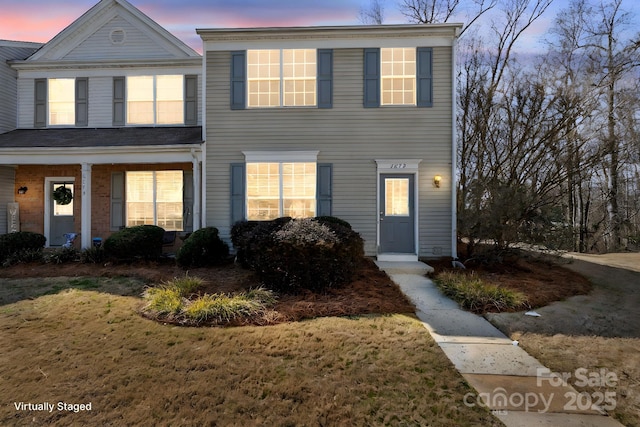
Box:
198;25;461;260
0;40;43;234
0;0;203;248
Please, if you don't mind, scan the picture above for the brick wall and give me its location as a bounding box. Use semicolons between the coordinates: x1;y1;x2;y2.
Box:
14;162;192;244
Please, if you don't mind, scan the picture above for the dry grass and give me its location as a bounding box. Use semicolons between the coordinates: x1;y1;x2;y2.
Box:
517;334;640;427
0;278;501;426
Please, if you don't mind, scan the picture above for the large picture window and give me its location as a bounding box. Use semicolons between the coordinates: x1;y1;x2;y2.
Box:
247;162;316;220
127;75;184;125
381;48;416;106
48;78;75;125
126;171;183;230
247;49;316;108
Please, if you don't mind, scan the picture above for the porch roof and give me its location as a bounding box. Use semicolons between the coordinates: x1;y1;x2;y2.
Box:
0;126;203;148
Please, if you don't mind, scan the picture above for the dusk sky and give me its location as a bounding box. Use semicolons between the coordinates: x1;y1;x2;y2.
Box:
0;0;638;54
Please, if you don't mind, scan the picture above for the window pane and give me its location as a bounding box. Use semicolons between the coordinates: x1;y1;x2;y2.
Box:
49;78;75;125
246;162;316;220
127;76;154;124
385;178;410;216
126;171;183;230
156;75;184;125
247;49;281;108
53;184;74;216
283;49;316;107
380;48;416;106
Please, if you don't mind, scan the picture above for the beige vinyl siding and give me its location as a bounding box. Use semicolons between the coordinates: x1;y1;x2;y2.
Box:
0;167;16;234
1;45;39;133
205;47;453;257
64;16;176;60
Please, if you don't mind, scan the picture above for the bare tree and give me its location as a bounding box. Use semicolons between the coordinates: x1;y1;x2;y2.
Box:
358;0;385;24
399;0;497;35
582;0;640;250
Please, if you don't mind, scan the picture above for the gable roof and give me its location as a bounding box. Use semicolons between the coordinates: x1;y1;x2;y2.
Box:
27;0;199;62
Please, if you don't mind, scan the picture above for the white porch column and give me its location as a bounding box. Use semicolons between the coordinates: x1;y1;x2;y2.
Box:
192;151;201;231
81;163;92;249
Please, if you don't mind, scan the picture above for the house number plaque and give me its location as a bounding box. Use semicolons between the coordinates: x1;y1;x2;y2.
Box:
390;163;407;169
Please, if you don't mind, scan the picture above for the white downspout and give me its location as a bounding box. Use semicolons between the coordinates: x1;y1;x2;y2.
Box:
451;30;459;259
200;45;207;228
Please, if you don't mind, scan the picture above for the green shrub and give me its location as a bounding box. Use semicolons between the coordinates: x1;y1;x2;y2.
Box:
251;218;364;293
45;247;79;264
143;286;183;315
434;271;527;313
232;217;292;269
315;216;353;229
141;275;276;325
176;227;229;268
0;231;46;263
230;220;261;265
103;225;165;261
80;246;106;264
169;275;204;295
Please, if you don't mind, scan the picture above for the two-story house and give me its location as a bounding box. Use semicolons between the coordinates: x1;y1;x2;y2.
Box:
0;0;204;249
197;25;461;260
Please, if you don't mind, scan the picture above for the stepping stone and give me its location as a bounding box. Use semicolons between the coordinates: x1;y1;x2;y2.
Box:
463;374;604;415
439;343;546;376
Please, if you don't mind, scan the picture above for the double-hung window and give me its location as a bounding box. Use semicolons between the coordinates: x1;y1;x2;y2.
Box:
364;47;432;108
126;171;183;231
247;49;317;108
246;162;317;220
34;77;88;127
381;48;416;106
127;75;184;125
48;78;75;125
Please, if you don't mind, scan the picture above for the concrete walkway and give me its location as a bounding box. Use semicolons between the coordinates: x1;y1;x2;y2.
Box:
376;260;624;427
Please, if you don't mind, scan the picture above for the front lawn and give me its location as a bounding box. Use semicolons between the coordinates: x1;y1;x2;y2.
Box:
0;275;501;426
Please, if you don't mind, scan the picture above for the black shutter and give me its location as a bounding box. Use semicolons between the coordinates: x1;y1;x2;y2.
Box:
111;172;125;231
183;171;194;232
34;79;47;128
184;75;198;125
363;48;380;108
230;163;246;224
75;78;88;127
113;77;125;126
417;47;433;107
317;49;333;109
230;51;246;110
316;163;333;216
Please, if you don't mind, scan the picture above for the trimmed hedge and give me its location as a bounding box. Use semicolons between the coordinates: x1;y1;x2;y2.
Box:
231;217;364;293
103;225;165;261
176;227;230;267
0;231;46;264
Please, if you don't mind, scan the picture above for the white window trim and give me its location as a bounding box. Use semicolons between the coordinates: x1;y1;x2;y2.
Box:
243;151;319;163
243;151;319;220
125;171;184;231
126;75;184;126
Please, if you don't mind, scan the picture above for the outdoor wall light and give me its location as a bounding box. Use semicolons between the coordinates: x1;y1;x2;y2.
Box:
433;175;442;188
17;186;28;194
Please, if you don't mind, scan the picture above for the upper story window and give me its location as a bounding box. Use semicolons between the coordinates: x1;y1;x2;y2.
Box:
247;49;317;108
381;48;416;106
364;47;432;108
48;79;75;125
127;75;184;125
34;78;88;128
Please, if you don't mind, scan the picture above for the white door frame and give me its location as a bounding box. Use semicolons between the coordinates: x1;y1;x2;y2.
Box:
375;159;421;262
44;176;75;248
